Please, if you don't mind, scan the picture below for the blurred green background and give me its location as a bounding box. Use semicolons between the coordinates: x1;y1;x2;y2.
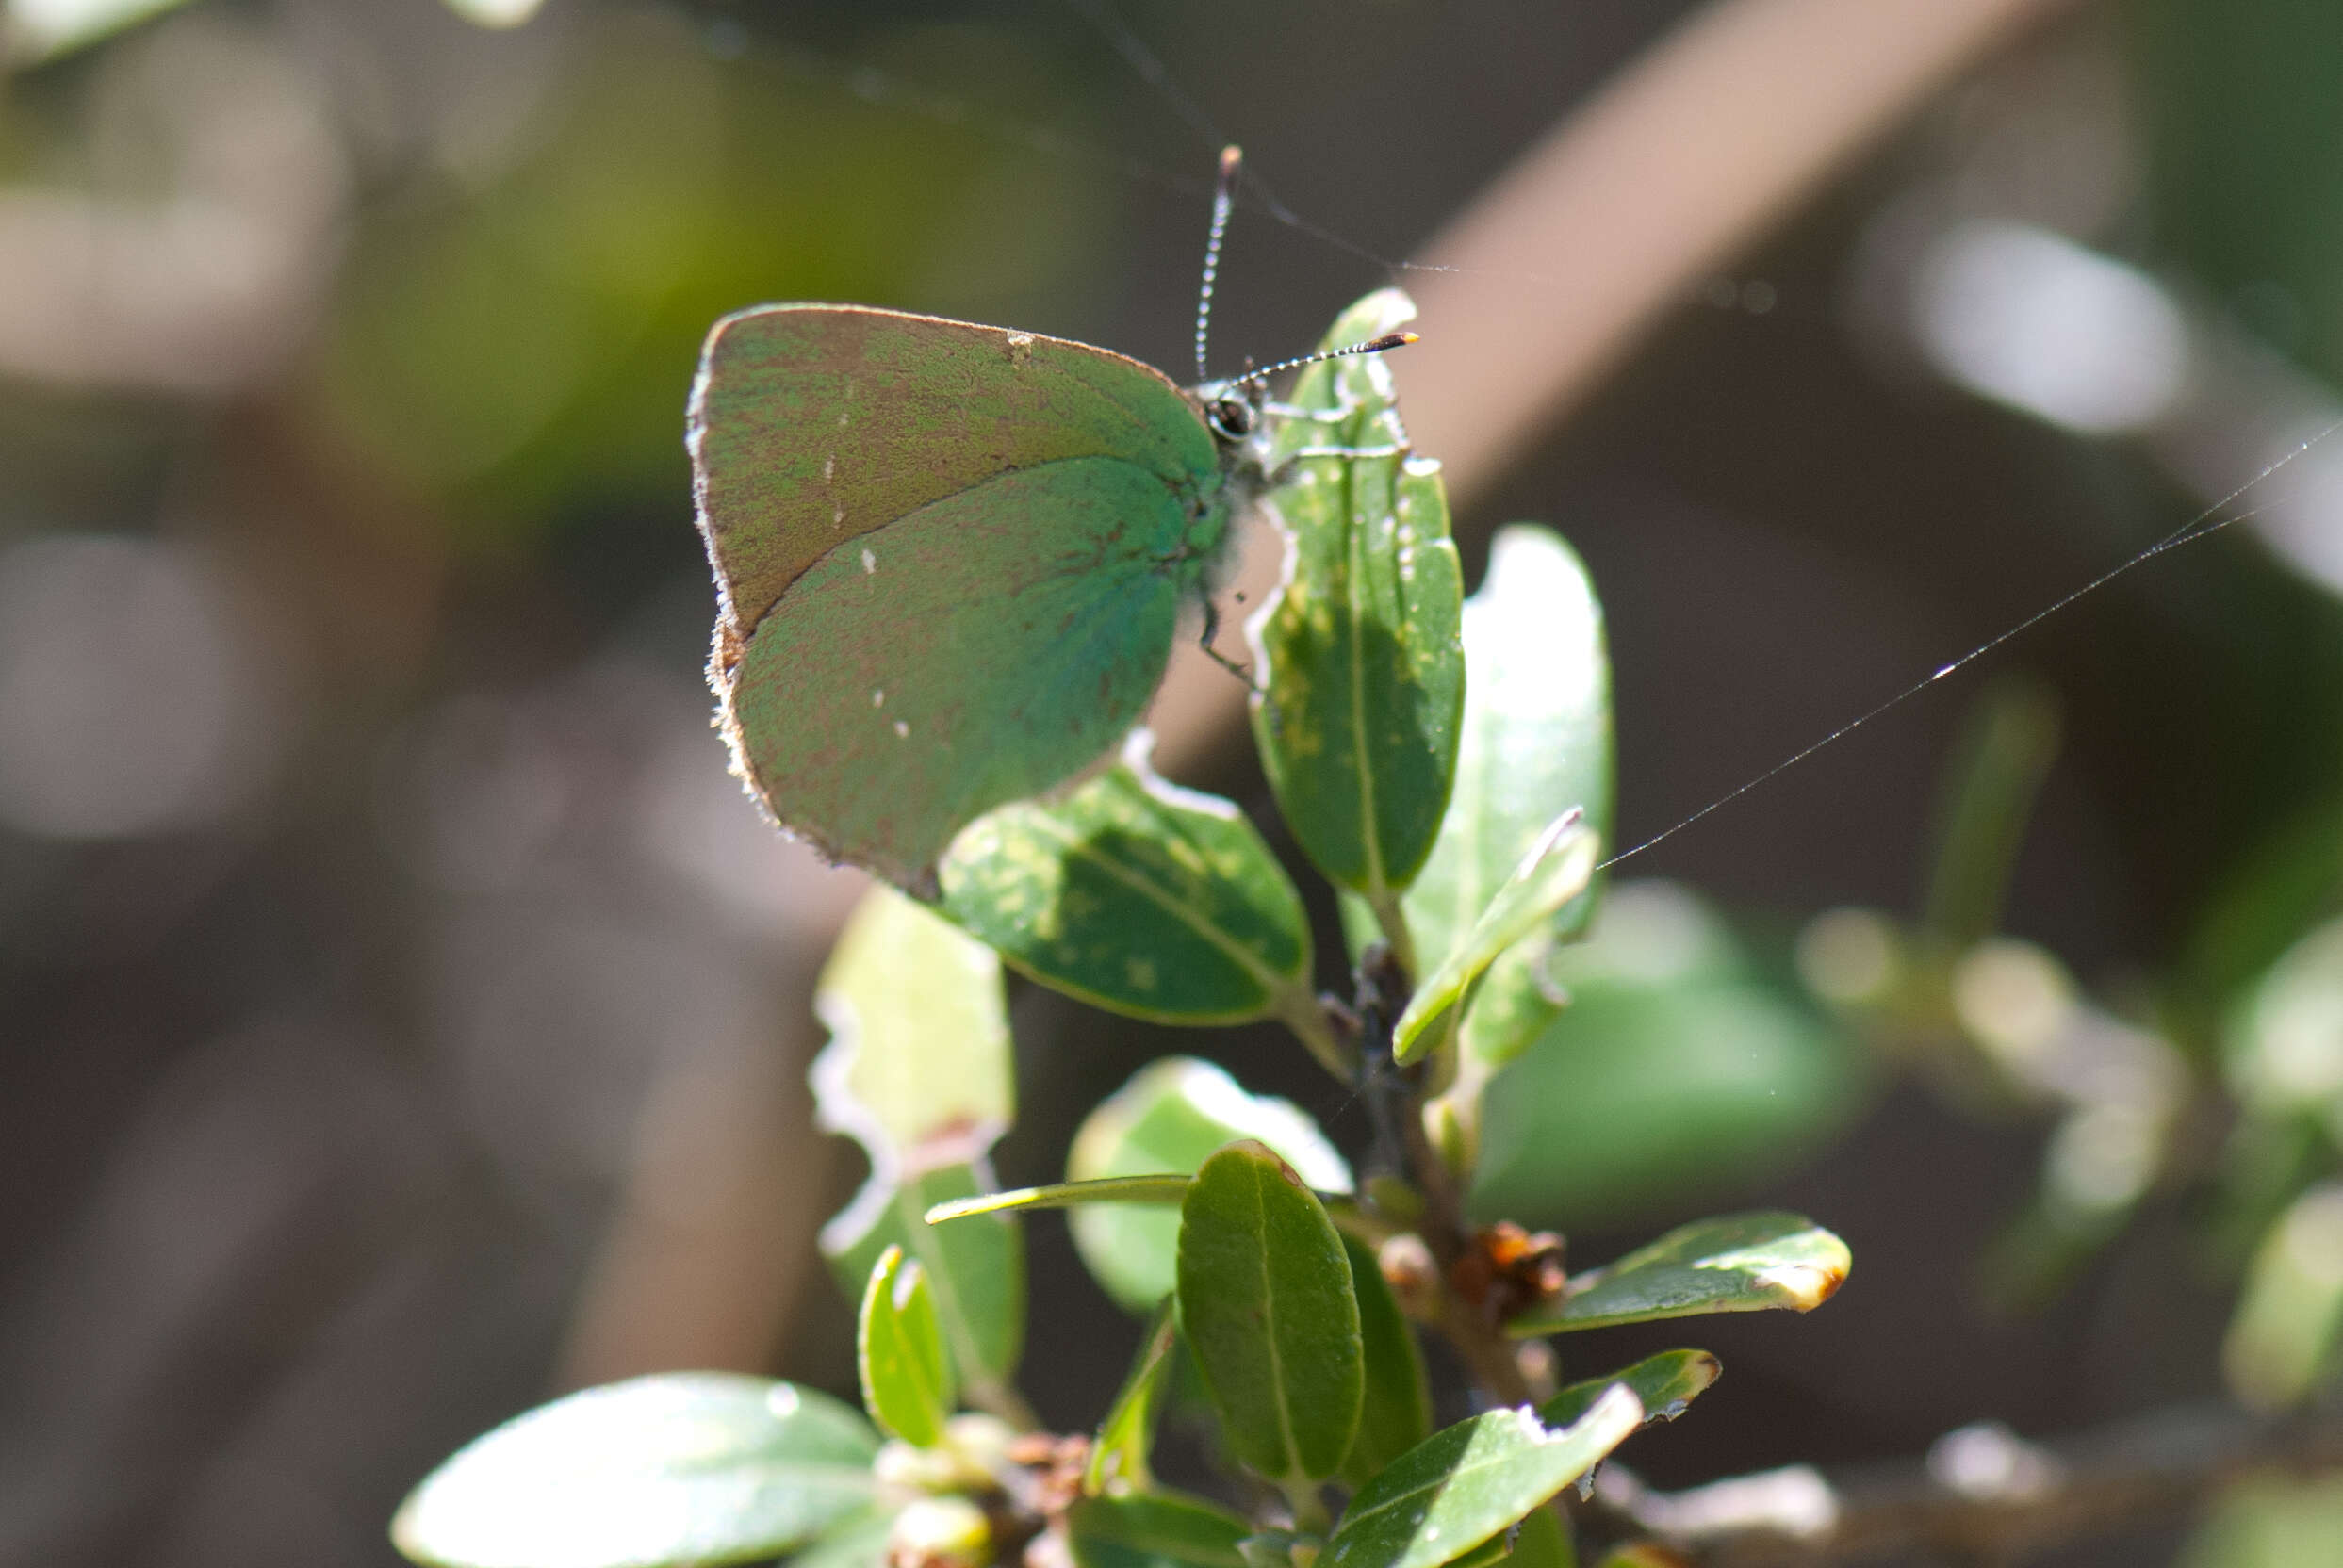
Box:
7;0;2343;1563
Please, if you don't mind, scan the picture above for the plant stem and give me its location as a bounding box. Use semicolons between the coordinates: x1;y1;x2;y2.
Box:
1277;986;1360;1084
1281;1476;1332;1534
964;1374;1043;1434
1354;946;1536;1412
1589;1402;2343;1566
1366;889;1419;981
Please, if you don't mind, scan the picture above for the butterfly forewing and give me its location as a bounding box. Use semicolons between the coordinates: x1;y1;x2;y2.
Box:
690;304;1218;633
689;303;1234;889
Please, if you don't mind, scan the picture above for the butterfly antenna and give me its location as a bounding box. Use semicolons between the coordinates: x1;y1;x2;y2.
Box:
1194;145;1241;382
1237;331;1419;388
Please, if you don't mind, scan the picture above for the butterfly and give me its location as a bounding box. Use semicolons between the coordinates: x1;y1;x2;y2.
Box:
687;148;1409;891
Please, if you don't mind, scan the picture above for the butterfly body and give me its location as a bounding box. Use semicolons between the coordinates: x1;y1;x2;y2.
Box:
690;302;1265;890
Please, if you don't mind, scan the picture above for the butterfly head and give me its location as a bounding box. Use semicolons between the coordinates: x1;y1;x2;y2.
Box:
1194;379;1265;444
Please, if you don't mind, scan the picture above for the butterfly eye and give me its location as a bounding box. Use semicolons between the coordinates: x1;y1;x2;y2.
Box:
1207;397;1256;440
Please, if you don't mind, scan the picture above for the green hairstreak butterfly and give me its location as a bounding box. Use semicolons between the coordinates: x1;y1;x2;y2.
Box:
688;147;1410;891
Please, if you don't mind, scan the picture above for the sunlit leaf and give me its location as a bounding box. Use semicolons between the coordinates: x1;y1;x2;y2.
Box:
1590;1546;1680;1568
3;0;192;62
826;1166;1022;1413
1394;813;1598;1065
817;885;1013;1168
786;1512;896;1568
2225;914;2343;1117
1090;1300;1180;1496
928;1176;1196;1225
1440;1534;1513;1568
1405;524;1612;968
1436;1508;1573;1568
1251;288;1465;930
2184;1471;2343;1568
1513;1212;1850;1336
1071;1057;1352;1313
441;0;547;27
2223;1182;2343;1410
1324;1390;1642;1568
1538;1349;1720;1430
391;1374;878;1568
814;887;1022;1399
1340;1232;1433;1492
938;735;1313;1025
1457;937;1570;1072
859;1247;954;1446
1176;1141;1363;1486
1069;1493;1253;1568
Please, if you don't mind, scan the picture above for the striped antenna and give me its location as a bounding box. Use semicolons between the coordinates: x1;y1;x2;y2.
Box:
1194;145;1241;382
1235;331;1419;387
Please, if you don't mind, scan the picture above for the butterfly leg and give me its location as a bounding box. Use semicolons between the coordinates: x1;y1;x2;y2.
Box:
1196;596;1253;688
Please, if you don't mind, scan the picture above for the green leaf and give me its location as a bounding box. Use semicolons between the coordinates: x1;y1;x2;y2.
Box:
1341;1232;1433;1492
1324;1390;1642;1568
1442;1535;1515;1568
1457;936;1569;1072
1502;1506;1574;1568
1068;1493;1253;1568
4;0;200;63
2224;913;2343;1117
814;889;1023;1396
785;1512;896;1568
1071;1057;1354;1313
1237;1531;1321;1568
391;1374;879;1568
1252;288;1466;927
858;1247;955;1446
1513;1212;1850;1336
1589;1546;1678;1568
444;0;549;28
937;735;1315;1025
928;1176;1197;1224
816;884;1015;1166
2182;803;2343;1029
1538;1350;1720;1430
1918;678;2060;952
1469;883;1871;1232
1404;524;1613;967
1175;1140;1364;1487
1090;1300;1181;1495
2223;1183;2343;1410
1439;1509;1573;1568
1394;813;1599;1065
2185;1472;2343;1568
825;1165;1023;1416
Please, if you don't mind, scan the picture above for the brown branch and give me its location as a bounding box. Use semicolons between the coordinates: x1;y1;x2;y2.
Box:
1590;1404;2343;1565
1151;0;2078;776
1396;0;2078;511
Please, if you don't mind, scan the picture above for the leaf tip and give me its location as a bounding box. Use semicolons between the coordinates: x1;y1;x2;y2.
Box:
1756;1261;1847;1313
1574;1381;1645;1436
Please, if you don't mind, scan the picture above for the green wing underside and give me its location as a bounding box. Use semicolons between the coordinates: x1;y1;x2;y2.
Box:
725;457;1207;887
691;303;1221;635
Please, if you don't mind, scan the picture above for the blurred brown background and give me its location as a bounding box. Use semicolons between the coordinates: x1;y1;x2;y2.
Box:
6;1;2343;1563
